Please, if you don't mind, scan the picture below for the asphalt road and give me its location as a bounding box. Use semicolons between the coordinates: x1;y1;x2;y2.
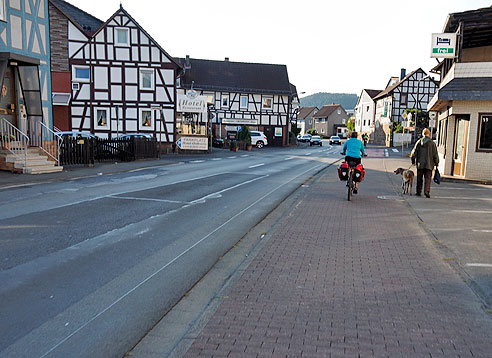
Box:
0;143;341;358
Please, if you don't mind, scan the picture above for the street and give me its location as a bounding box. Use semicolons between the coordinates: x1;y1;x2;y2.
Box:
0;144;341;358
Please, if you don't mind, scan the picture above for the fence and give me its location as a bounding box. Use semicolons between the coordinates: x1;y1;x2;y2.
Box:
59;137;159;166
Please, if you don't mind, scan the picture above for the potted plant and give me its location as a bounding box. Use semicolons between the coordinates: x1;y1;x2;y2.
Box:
230;140;238;152
238;124;252;151
1;134;15;150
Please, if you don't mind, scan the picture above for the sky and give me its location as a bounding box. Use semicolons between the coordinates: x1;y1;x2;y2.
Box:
65;0;492;97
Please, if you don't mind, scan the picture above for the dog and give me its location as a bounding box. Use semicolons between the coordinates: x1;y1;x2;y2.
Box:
394;168;415;195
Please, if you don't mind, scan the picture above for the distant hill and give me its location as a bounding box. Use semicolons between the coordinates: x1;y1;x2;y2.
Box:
300;93;358;111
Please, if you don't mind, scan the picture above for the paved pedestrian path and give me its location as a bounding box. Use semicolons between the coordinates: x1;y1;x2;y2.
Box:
183;157;492;357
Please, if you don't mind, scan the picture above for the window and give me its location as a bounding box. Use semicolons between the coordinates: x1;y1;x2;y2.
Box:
139;69;154;90
142;110;152;126
115;28;129;46
309;119;312;125
262;97;273;110
52;93;71;106
366;106;369;112
73;66;90;82
240;95;248;109
221;95;229;108
0;0;6;22
94;108;110;129
321;128;325;134
478;114;492;151
337;108;341;115
400;93;408;106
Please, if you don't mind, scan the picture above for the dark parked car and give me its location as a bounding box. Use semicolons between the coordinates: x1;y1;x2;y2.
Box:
118;133;153;140
56;131;95;140
310;135;322;146
329;135;341;145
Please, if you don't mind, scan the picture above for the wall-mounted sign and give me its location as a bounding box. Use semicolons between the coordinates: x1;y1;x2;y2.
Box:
222;118;258;125
177;94;207;113
431;33;457;58
176;136;208;150
275;127;282;137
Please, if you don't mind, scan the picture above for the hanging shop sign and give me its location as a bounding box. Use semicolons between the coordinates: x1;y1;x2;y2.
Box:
177;94;207;113
222;118;258;125
430;33;457;58
176;136;208;150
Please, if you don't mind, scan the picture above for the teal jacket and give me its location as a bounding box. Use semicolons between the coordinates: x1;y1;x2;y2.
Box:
342;138;365;158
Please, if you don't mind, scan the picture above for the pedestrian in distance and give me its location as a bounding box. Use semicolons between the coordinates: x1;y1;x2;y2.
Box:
410;128;439;198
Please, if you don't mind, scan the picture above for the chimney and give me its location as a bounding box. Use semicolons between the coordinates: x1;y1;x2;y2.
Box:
184;55;191;70
400;68;406;80
225;57;229;62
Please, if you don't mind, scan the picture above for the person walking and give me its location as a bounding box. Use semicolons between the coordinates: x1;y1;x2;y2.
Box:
410;128;439;198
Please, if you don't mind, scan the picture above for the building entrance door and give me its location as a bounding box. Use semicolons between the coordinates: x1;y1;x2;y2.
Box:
452;115;469;177
0;66;17;126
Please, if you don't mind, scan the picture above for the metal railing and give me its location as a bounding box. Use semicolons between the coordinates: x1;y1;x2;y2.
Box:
0;117;29;168
39;121;62;165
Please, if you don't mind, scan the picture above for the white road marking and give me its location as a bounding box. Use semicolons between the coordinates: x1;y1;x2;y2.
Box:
284;157;294;161
305;152;312;156
473;229;492;233
227;156;237;159
211;158;222;161
39;162;328;358
433;196;492;201
384;149;389;157
108;195;188;205
452;210;492;214
129;165;165;173
190;175;268;204
392;148;399;152
466;263;492;268
190;160;205;163
240;155;249;157
248;163;265;169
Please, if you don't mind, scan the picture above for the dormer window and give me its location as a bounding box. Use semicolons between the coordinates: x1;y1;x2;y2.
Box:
115;28;130;46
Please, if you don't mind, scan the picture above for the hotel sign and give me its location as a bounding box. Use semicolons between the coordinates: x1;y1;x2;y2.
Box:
222;118;258;125
431;33;457;58
177;94;207;113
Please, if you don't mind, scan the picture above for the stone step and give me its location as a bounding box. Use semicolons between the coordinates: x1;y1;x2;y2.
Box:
23;165;64;174
5;154;50;163
14;159;52;169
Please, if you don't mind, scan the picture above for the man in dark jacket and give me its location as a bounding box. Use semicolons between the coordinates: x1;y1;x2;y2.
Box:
410;128;439;198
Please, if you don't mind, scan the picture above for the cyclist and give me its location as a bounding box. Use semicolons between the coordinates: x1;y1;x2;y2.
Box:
341;131;367;194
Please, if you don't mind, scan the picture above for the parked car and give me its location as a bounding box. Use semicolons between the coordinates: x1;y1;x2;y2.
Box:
118;133;153;140
329;135;341;145
56;131;96;140
310;135;322;146
299;134;312;142
250;131;268;148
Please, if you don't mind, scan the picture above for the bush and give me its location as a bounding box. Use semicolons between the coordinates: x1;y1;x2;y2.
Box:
306;128;318;135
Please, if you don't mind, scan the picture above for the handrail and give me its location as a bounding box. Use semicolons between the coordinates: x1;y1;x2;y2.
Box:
39;121;62;165
0;117;29;168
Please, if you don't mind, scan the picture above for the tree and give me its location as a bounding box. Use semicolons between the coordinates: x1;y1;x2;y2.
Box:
307;128;318;135
237;124;251;145
346;117;355;132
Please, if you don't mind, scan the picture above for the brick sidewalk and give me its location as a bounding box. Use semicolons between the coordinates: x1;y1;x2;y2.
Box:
183;157;492;357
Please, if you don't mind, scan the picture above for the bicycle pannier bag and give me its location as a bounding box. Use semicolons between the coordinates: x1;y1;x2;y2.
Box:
338;162;349;181
353;164;365;182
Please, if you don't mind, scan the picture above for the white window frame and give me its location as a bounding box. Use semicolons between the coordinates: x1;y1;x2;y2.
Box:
321;128;325;134
94;107;110;130
139;68;154;90
115;27;130;47
140;108;154;130
72;65;90;82
221;94;229;108
337;108;341;115
240;95;248;109
0;0;6;22
52;93;71;106
262;97;273;110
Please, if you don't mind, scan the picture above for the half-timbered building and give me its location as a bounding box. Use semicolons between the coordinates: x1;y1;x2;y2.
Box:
50;1;181;145
176;57;297;146
373;68;438;147
0;0;64;173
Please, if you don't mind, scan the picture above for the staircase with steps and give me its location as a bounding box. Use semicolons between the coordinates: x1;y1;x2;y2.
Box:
0;147;63;174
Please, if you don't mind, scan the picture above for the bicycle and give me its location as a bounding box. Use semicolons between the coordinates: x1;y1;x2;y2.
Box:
340;154;367;201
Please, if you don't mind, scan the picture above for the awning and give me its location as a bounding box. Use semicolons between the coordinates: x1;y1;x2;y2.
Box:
428;77;492;111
